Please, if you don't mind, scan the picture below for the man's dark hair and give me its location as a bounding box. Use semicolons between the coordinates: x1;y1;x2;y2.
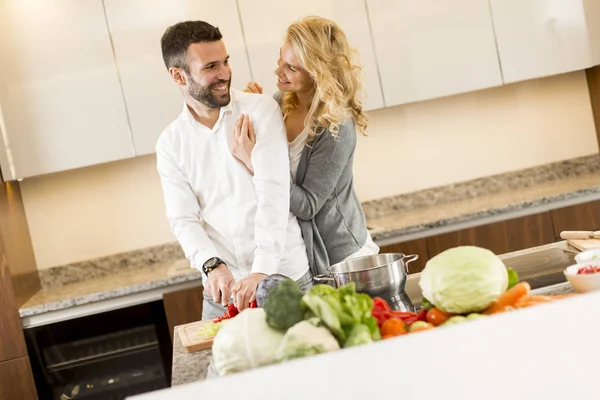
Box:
161;21;223;73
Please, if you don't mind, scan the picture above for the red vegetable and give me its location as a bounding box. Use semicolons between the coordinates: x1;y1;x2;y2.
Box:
577;265;600;275
212;301;256;323
372;297;393;328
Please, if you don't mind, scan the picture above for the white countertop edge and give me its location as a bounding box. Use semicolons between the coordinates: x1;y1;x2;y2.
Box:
21;280;202;329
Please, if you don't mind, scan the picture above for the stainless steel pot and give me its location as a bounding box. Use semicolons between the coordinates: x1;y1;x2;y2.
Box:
313;253;419;298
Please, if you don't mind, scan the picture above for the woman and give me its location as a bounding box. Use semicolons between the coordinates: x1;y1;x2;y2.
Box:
232;16;379;275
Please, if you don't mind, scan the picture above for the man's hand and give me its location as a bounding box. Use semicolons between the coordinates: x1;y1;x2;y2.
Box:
231;273;267;311
205;264;235;306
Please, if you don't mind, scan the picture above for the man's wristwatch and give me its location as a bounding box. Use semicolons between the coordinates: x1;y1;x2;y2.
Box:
202;257;225;276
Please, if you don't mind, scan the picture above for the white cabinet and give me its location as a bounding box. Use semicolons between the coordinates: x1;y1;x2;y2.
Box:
490;0;594;84
238;0;384;111
366;0;503;107
103;0;253;156
0;0;133;181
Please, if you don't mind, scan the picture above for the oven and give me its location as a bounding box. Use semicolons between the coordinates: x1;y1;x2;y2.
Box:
24;301;172;400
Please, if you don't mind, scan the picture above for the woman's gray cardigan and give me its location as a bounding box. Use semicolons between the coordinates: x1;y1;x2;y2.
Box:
275;94;370;275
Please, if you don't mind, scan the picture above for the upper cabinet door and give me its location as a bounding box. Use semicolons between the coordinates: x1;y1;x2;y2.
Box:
238;0;384;111
0;0;133;181
490;0;593;84
103;0;253;156
366;0;503;107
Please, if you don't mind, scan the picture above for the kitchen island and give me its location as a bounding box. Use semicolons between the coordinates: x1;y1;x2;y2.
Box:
169;240;578;387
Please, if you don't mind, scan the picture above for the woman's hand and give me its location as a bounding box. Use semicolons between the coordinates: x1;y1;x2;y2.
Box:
243;81;263;94
231;114;256;174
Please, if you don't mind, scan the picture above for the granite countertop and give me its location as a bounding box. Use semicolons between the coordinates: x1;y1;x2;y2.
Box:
365;155;600;241
20;254;200;318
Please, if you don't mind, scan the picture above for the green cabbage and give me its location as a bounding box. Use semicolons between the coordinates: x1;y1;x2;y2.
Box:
212;308;284;375
419;246;509;314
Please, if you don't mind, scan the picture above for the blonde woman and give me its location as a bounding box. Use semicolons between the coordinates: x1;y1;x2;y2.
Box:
231;16;379;275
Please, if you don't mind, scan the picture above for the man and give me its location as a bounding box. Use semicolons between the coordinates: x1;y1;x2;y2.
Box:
156;21;310;320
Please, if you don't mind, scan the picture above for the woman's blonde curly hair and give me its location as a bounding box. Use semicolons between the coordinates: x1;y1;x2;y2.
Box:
281;16;368;141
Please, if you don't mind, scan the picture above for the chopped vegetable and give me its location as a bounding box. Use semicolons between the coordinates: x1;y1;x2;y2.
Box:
263;279;305;332
419;246;509;314
198;321;221;338
484;281;530;315
577;265;600;275
381;318;407;337
371;297;393;328
275;318;339;362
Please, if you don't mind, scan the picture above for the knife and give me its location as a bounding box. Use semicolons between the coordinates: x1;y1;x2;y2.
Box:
560;230;600;240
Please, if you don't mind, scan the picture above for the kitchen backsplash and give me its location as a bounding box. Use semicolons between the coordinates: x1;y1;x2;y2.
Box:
19;71;599;270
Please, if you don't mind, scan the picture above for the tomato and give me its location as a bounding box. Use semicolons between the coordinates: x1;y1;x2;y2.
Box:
426;308;453;326
381;318;407;337
577;265;600;275
249;300;258;308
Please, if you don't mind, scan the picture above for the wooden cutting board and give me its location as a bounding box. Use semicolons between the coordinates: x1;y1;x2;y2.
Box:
566;239;600;252
178;320;217;353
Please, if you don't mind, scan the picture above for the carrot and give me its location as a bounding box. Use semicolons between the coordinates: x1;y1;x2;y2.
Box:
484;282;531;314
515;295;554;308
381;318;407;337
489;305;515;314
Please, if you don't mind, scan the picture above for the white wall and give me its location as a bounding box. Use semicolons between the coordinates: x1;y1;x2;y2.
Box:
20;71;599;270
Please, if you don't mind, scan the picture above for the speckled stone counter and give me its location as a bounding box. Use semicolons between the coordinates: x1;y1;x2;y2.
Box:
171;325;213;386
20;256;200;318
365;155;600;242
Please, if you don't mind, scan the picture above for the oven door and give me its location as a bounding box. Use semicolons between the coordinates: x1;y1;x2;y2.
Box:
24;300;172;400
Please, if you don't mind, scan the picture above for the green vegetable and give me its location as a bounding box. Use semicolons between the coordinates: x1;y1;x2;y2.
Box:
507;267;519;290
466;313;486;320
443;316;468;326
419;246;509;314
344;324;374;347
408;321;433;332
275;318;340;362
301;283;380;347
263;279;305;332
420;297;434;310
212;309;284;375
198;321;221;338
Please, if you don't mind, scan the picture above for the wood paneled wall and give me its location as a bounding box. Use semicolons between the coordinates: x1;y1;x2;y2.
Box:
0;180;40;306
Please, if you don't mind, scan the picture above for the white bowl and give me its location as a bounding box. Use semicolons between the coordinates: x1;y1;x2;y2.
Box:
575;248;600;264
564;261;600;293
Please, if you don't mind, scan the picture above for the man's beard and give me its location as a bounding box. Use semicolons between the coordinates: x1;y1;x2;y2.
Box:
187;74;231;109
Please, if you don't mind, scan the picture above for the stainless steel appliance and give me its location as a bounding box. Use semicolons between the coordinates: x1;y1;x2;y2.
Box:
314;253;418;312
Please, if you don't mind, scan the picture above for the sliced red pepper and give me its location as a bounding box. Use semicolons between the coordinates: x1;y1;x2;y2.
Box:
227;303;239;318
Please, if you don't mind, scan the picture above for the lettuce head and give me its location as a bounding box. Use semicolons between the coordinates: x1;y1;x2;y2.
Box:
419;246;508;314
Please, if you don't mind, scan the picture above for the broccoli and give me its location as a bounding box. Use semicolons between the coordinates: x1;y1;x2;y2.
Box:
263;279;304;332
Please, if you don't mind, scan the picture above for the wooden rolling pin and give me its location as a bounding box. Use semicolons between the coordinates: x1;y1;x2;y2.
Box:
560;231;600;240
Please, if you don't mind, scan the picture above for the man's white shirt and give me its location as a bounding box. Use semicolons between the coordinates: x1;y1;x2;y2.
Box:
156;89;309;284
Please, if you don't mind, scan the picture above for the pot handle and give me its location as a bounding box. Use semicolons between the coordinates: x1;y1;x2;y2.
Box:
401;254;419;275
313;274;336;287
